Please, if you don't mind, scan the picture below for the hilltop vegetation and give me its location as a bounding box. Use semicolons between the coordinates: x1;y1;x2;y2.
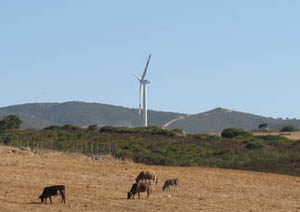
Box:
1;125;300;177
1;102;300;132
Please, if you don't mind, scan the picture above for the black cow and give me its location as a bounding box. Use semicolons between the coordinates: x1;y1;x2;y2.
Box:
127;182;152;199
39;185;66;204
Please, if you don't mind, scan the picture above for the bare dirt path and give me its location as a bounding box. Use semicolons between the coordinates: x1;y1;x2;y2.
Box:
1;146;300;212
162;115;188;129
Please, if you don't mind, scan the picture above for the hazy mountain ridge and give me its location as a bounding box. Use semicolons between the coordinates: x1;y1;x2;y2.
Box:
0;102;300;132
167;107;300;132
0;101;183;130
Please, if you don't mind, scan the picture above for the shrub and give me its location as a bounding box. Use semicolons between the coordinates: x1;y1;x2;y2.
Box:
280;125;298;132
99;126;137;134
258;123;268;130
258;135;287;143
245;141;265;149
171;128;184;135
62;124;80;130
88;125;97;131
43;125;62;130
151;128;176;137
99;126;115;133
221;128;251;138
0;115;23;131
191;133;221;141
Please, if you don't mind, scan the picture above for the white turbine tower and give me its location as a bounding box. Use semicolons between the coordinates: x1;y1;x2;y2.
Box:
135;54;151;127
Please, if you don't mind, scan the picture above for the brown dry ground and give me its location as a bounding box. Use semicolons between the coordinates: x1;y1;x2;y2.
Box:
252;131;300;140
1;145;300;212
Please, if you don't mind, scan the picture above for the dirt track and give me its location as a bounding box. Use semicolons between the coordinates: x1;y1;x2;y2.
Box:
0;146;300;212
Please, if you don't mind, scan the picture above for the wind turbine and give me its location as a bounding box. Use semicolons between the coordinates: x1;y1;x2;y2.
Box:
135;54;151;127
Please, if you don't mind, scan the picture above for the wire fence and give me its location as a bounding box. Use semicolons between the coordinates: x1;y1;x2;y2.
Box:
0;134;117;157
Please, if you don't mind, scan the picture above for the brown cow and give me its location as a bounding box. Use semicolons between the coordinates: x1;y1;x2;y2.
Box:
39;185;66;204
127;182;152;199
135;170;158;185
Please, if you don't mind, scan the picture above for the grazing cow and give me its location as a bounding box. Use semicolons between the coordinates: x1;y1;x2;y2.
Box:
127;182;152;199
39;185;66;204
162;178;179;192
135;170;158;185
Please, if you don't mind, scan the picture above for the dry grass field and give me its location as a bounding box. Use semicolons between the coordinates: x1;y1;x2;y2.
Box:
1;145;300;212
252;131;300;140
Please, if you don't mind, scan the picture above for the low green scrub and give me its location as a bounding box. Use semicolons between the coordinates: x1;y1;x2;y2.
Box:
244;141;265;149
150;128;176;136
280;125;298;132
1;126;300;176
190;133;221;141
99;126;138;134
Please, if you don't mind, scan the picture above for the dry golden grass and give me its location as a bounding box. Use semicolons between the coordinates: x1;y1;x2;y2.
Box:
1;145;300;212
252;131;300;140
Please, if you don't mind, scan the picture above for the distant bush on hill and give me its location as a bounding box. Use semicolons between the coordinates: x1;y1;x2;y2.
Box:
258;123;268;130
88;125;98;131
245;141;265;149
280;125;298;132
0;115;22;131
221;128;251;138
99;126;138;134
62;124;80;130
43;124;80;131
150;128;177;136
43;125;61;130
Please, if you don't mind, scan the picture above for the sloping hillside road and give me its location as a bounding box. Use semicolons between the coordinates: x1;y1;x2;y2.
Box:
162;115;189;129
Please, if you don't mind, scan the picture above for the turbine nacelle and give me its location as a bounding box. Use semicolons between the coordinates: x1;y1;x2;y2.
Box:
135;77;150;84
142;79;150;84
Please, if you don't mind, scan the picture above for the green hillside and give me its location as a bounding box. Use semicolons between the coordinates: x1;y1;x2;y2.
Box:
0;102;183;130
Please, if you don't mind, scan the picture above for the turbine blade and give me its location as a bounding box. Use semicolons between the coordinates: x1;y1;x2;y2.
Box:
141;54;151;80
133;74;141;81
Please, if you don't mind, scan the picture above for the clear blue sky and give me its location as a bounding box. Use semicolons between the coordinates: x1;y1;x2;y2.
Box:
1;1;299;118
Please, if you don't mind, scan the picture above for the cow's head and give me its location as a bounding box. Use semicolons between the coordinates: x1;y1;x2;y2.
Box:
127;192;133;199
39;195;44;203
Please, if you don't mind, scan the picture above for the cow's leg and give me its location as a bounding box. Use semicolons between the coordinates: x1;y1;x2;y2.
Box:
61;190;66;203
44;197;47;204
49;196;52;204
138;192;140;199
61;193;65;203
147;189;150;199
